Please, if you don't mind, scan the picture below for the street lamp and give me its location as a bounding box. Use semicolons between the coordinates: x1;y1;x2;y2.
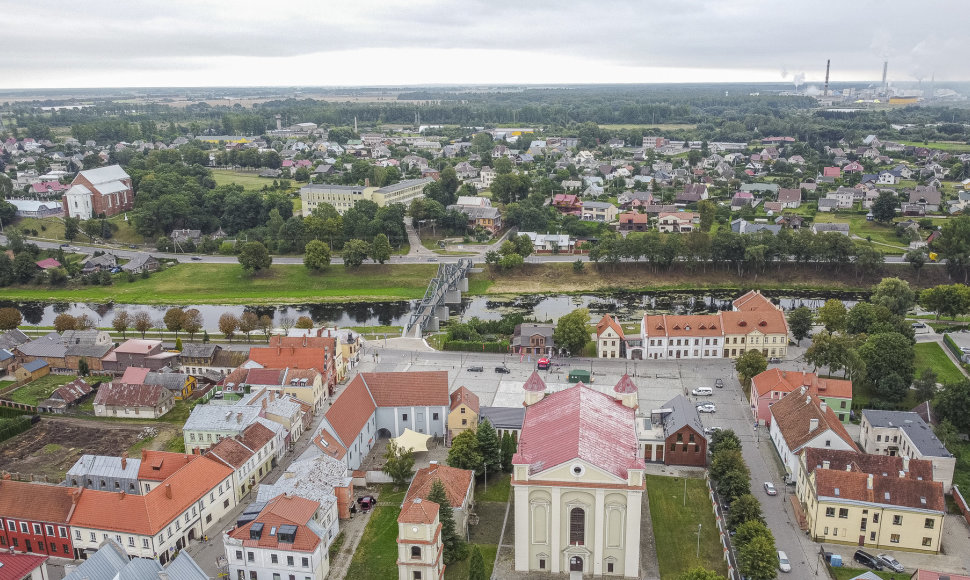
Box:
695;523;702;558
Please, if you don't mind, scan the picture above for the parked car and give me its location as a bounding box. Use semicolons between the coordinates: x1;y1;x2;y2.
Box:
537;357;551;370
467;366;484;372
714;378;724;388
59;243;70;248
697;403;716;413
768;357;781;363
127;244;138;249
692;387;713;396
494;366;510;374
704;426;720;435
778;551;791;573
911;322;927;329
427;257;438;262
876;554;904;573
853;550;884;571
763;482;777;496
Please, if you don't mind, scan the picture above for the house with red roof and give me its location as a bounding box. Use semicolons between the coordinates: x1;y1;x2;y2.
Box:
35;258;61;270
552;193;582;215
595;314;625;358
224;493;330;580
751;369;852;426
512;382;645;577
823;166;842;179
205;421;280;501
0;551;48;579
69;455;236;564
248;335;337;394
0;478;77;559
93;382;174;419
447;386;479;443
404;462;474;533
101;339;178;374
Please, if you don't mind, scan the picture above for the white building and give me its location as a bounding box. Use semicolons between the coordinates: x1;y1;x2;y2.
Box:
859;410;956;492
768;390;859;483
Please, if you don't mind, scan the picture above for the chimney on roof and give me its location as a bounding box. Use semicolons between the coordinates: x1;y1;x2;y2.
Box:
903;456;910;472
262;399;267;410
822;460;830;470
121;452;127;470
820;400;827;413
165;484;172;499
809;418;819;432
120;491;125;499
845;464;851;471
269;390;275;402
867;474;873;490
237;412;243;423
430;460;438;465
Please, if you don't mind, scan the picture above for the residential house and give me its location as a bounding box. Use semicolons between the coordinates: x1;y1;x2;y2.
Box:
827;187;857;209
0;479;76;558
81;253;117;274
248;335;337;395
0;348;13;374
822;167;842;179
731;219;781;235
581;201;618;223
93;383;174;419
63;165;133;220
676;183;708;204
0;552;49;580
65;453;142;494
908;186;941;213
238;388;308;442
812;223;850;236
843;161;865;173
477;406;525;440
447;386;479;444
182;405;265;454
62;538;207;580
404;462;475;534
552;194;583;216
39;378;93;413
137;450;198;494
596;314;625;359
179;344;248;378
121;254;159;273
205;421;279;501
512;383;645;577
446;203;502;234
15;330;112;373
616;212;649;233
657;212;697;233
520;232;575;254
396;499;445;580
638;394;706;466
817;199;837;213
777;188;802;209
8;199;62;218
750;370;852;426
0;329;30;352
221;366;327;414
768;390;860;483
797;449;944;554
101;339;178;374
68;455;236;564
860;410;955;492
15;359;49;383
512;323;556;356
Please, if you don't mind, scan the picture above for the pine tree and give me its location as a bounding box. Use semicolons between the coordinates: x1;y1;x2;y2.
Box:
468;545;487;580
500;431;515;472
175;337;183;351
476;418;501;475
428;479;466;564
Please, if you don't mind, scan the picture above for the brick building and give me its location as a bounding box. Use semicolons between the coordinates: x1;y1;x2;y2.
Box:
63;165;133;220
0;479;76;558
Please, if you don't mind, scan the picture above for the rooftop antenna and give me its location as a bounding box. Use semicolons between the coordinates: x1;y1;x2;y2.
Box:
823;59;831;96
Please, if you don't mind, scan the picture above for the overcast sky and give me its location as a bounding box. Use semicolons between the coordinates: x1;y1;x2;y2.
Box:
3;0;968;89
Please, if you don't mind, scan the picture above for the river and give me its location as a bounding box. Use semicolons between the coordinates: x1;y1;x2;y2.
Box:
1;290;865;330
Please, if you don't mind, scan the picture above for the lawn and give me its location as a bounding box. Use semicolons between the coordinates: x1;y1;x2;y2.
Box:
14;216;66;240
444;544;497;579
211;169;289;191
811;213;908;254
949;439;970;492
913;342;965;384
899;140;970;154
344;505;401;580
828;565;899;580
646;474;727;579
10;375;86;406
0;263;437;305
476;472;511;502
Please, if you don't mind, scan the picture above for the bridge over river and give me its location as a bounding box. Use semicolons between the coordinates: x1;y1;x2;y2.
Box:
402;259;473;338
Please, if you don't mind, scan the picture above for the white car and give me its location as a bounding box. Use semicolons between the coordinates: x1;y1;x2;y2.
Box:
764;482;777;495
697;403;716;413
778;550;791;573
877;554;904;573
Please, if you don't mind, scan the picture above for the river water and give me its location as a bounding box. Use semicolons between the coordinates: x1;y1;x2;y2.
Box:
1;290;864;330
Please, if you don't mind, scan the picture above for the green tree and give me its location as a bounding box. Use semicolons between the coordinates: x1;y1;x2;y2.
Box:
500;431;517;472
709;448;747;483
935;215;970;283
678;567;726;580
237;241;272;274
428;479;466;565
476;418;502;475
174;337;183;351
735;349;768;389
370;233;391;264
53;313;77;332
709;429;741;455
342;239;370;269
920;284;970;320
858;332;915;402
295;316;314;329
697;200;716;232
871;190;897;223
468;545;487;580
733;520;772;549
0;307;22;330
727;494;764;531
913;368;938;402
514;234;534;258
736;532;778;580
163;307;186;337
906;249;927;282
63;216;80;241
111;310;130;339
553;308;591;355
133;311;153;339
381;439;415;489
817;299;847;332
717;466;752;503
77;357;89;376
934;419;958;450
935;379;970;432
871;277;916;316
303;240;331;272
447;430;483;475
787;307;813;345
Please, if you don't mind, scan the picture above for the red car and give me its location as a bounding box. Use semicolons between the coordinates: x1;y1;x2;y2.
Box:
537;358;551;370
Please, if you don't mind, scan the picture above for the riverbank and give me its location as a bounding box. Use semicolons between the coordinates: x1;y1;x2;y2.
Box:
0;263;437;305
468;262;951;296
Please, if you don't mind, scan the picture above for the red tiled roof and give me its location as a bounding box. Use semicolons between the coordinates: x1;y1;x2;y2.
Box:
245;368;287;386
643;314;722;337
35;258;62;269
770;391;859;453
614;374;637;394
313;430;348;460
916;571;970;580
398;498;439;525
732;290;777;312
239;421;275;452
113;339;162;354
752;369;852;401
137;450;197;482
522;371;546;392
512;383;644;480
120;366;150;384
450;386;479;413
814;469;944;511
93;383;171;408
0;552;49;579
720;309;788;336
229;494;322;553
0;479;77;524
324;374;377;447
53;378;92;403
206;437;255;469
596;314;625;340
404;464;473;508
248;345;330;372
802;448;934;482
359;371;449;407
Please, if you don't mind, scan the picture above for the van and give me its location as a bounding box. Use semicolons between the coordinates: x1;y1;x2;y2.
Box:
692;387;714;396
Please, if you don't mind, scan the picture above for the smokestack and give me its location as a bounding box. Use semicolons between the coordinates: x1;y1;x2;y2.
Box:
882;61;888;89
824;59;831;96
903;456;910;472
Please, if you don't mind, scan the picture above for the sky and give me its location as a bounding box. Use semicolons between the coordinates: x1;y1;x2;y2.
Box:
3;0;969;89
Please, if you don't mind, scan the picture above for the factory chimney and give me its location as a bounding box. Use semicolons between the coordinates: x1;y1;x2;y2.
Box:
824;59;831;96
882;61;888;91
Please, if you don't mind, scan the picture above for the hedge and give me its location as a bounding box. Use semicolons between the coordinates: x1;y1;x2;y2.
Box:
0;416;33;444
442;340;510;353
944;333;962;359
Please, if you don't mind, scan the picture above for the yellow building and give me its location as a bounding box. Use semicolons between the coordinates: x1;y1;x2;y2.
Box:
447;386;479;444
798;449;945;553
397;498;445;580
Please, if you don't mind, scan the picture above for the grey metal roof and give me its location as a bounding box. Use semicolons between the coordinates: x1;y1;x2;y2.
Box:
479;406;526;430
0;348;12;361
300;183;365;192
162;550;210;580
67;454;142;482
144;372;191;391
183;404;262;432
63;539;130;580
376;177;433;193
862;410;953;458
0;329;30;350
66;343;112;358
78;164;130;185
16;334;67;358
659;394;706;440
181;343;219;358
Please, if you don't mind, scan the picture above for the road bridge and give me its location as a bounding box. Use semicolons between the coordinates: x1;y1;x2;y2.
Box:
403;258;473;338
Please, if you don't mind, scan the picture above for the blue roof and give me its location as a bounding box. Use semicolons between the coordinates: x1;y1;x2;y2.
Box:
22;359;48;372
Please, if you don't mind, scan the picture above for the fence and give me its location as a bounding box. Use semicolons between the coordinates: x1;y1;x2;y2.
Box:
705;477;739;580
442;340;510;353
953;485;970;528
0;399;37;414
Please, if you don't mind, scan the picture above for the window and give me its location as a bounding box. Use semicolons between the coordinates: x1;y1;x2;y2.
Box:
890;534;900;543
825;507;835;517
838;508;848;519
840;401;846;409
569;508;585;544
128;537;135;547
59;527;66;537
825;440;831;447
143;539;149;549
250;572;257;580
870;532;876;542
248;552;255;562
236;550;243;561
45;525;54;535
302;557;309;567
893;515;903;525
539;559;546;569
877;435;882;442
432;413;439;420
402;413;408;421
872;513;879;523
923;537;932;547
64;544;70;554
74;530;81;540
90;532;97;542
411;545;422;559
20;523;28;533
608;562;615;573
413;573;422;580
462;419;467;426
460;408;465;414
925;518;935;529
273;575;281;580
271;554;279;564
287;556;294;566
225;499;231;508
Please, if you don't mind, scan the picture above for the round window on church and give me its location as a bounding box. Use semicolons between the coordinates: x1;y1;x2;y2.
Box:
571;464;585;477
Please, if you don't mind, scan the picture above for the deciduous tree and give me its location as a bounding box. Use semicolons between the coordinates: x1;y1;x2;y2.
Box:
342;239;370;269
163;307;186;337
133;311;153;338
871;277;916;316
859;332;915;403
0;307;22;330
303;240;331;272
737;532;778;580
678;567;726;580
239;311;259;341
53;313;77;332
219;313;240;343
786;307;813;345
817;299;847;332
935;379;970;432
111;310;130;338
382;440;415;489
183;309;203;341
727;494;764;531
370;233;391;264
237;241;272;274
735;350;767;388
552;308;591;355
447;430;483;475
295;316;314;329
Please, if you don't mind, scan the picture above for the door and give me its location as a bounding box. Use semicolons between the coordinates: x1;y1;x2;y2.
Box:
570;556;583;572
25;539;32;553
859;535;865;546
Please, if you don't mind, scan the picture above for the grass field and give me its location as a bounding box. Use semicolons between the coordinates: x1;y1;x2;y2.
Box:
913;342;965;384
599;124;698;131
14;214;146;245
899;140;970;153
444;545;497;579
9;375;80;406
811;213;908;254
828;565;898;580
646;475;727;579
0;263;437;305
211;169;286;190
344;505;400;580
477;472;511;502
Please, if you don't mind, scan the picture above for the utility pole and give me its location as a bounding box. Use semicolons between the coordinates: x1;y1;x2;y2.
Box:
696;524;702;558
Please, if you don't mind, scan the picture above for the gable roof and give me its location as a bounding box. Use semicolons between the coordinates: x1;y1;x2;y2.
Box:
205;436;255;469
0;479;78;523
93;383;171;408
51;378;93;403
614;374;638;395
752;369;852;400
227;494;322;553
358;371;449;407
814;468;944;512
512;383;644;480
862;410;953;458
398;498;439;525
802;448;934;482
404;463;474;508
450;386;479;413
323;374;377;448
137;450;197;482
596;314;625;340
0;552;49;579
478;406;525;430
732;290;778;312
77;164;130;185
660;394;705;439
770;390;859;453
22;359;49;372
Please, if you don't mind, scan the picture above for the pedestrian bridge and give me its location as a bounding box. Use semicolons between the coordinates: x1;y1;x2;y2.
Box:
403;259;473;338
